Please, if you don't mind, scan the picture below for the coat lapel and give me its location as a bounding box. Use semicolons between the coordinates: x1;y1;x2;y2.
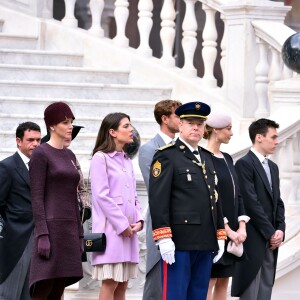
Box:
175;140;197;163
153;134;166;149
269;161;278;200
13;152;30;187
249;151;273;197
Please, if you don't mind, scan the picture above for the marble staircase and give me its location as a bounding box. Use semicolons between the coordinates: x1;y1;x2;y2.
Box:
0;20;170;176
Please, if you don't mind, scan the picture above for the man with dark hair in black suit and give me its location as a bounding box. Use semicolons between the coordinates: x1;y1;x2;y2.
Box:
0;122;41;300
231;118;285;300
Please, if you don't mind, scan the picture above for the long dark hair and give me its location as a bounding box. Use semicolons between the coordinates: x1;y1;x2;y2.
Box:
92;112;130;156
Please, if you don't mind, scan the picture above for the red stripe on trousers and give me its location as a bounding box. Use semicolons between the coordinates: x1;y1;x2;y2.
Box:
163;261;168;300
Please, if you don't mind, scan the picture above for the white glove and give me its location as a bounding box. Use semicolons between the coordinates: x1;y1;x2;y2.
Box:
213;239;225;263
156;238;175;265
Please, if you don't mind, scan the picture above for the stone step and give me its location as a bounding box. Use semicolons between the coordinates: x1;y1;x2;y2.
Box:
0;64;129;84
0;33;37;49
0;113;157;136
0;147;91;176
0;127;154;151
0;97;156;119
0;81;172;101
0;49;83;66
0;147;142;179
0;20;4;32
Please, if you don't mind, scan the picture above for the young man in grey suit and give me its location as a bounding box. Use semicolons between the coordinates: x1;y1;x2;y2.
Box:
231;118;285;300
0;122;41;300
138;99;181;300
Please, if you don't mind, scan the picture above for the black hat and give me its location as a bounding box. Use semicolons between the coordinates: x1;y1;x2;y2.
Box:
175;101;211;120
41;125;84;144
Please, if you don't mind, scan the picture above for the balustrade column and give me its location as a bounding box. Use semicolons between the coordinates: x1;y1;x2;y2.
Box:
40;0;52;18
220;14;227;89
282;64;294;79
254;38;270;119
62;0;78;28
113;0;129;47
89;0;104;37
160;0;176;67
182;0;197;77
272;138;296;215
289;134;300;214
269;47;282;81
137;0;153;57
202;4;217;87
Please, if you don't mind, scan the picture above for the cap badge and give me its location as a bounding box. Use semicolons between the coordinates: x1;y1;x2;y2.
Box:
195;103;201;110
152;160;162;177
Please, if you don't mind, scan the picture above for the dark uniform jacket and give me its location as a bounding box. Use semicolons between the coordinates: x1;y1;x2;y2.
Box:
0;152;34;283
149;139;226;251
231;151;285;296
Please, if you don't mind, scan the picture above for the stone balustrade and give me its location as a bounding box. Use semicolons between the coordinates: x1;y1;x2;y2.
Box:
252;20;295;119
1;0;293;119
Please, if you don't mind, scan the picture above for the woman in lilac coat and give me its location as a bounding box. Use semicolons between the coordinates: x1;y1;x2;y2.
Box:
90;112;143;300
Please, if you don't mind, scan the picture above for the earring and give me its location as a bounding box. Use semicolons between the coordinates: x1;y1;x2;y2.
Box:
50;127;54;131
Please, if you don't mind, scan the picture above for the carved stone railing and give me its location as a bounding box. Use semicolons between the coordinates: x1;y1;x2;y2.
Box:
55;0;291;118
2;0;292;120
252;20;295;119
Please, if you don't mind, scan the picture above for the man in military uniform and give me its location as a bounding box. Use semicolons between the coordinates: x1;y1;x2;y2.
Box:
148;101;226;300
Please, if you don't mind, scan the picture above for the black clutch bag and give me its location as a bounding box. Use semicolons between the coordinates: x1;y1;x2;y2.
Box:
83;233;106;252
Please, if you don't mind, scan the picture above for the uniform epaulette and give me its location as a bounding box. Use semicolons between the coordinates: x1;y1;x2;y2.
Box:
157;143;174;151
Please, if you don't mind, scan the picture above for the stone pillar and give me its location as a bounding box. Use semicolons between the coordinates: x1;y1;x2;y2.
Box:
219;0;290;118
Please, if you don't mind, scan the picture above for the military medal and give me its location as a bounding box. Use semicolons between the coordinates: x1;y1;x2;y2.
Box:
214;189;218;202
202;161;206;174
214;174;218;185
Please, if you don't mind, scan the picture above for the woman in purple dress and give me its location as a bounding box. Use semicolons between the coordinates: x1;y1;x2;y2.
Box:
90;113;143;300
29;102;83;299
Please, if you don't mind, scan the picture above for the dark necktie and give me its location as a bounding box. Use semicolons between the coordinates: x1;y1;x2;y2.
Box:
193;150;201;163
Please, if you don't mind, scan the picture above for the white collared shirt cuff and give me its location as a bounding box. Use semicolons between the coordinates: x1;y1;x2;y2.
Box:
238;215;250;223
224;217;229;225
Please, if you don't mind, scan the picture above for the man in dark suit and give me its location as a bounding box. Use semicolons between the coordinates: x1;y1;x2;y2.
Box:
0;122;41;300
148;102;226;300
138;99;181;300
231;118;285;300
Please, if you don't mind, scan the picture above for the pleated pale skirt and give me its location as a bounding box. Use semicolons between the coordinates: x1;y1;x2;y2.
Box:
92;262;138;282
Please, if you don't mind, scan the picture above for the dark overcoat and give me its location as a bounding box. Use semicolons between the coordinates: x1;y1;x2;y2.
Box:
0;152;33;283
211;152;247;266
149;139;225;251
231;151;285;296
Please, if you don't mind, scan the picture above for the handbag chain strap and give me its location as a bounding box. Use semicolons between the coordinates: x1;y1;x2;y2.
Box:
82;151;108;230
